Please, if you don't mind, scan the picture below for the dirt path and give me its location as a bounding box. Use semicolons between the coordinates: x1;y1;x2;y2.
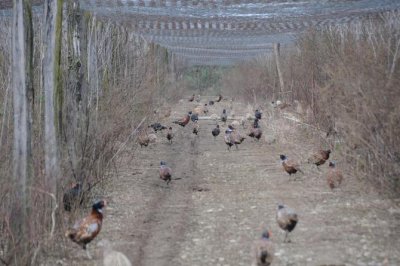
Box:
60;97;400;266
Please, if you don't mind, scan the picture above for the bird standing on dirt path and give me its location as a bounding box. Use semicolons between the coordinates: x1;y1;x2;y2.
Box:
212;125;220;140
248;127;262;141
231;129;246;150
148;123;167;132
173;111;191;127
248;119;262;141
191;112;199;123
276;204;298;243
159;161;172;185
327;161;343;190
192;121;200;135
280;155;303;177
188;94;195;102
308;149;331;169
253;230;274;266
65;200;107;259
203;103;209;115
255;109;262;120
166;127;174;144
221;109;228;124
138;131;150;147
224;128;234;150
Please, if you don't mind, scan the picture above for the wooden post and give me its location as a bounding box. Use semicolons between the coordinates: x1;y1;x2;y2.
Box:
43;0;61;196
274;43;284;100
11;0;33;261
65;0;82;180
54;0;64;142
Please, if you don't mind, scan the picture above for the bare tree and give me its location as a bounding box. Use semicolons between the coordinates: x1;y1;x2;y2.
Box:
43;0;61;198
11;0;33;262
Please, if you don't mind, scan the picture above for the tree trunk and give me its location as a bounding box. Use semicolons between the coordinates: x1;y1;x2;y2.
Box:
43;0;61;196
11;0;33;262
54;0;64;142
65;0;88;181
274;43;284;99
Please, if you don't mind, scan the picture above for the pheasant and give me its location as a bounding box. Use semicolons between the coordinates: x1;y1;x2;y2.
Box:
276;204;298;243
253;230;274;266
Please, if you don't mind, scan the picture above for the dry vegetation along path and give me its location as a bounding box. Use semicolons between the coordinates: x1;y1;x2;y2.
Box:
60;98;400;266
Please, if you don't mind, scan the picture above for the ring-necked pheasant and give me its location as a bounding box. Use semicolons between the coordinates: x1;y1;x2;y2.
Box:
255;109;262;120
280;155;303;177
188;94;195;102
65;200;107;258
221;109;227;124
212;125;220;140
248;120;262;141
231;129;245;150
327;161;343;190
308;149;331;169
148;123;167;132
253;230;274;266
166;127;173;144
191;112;199;123
192;121;200;135
137;130;150;147
159;161;172;185
63;182;84;212
276;204;298;243
224;128;234;150
173;112;191;127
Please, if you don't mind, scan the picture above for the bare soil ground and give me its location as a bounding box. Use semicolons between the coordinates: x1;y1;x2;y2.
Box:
48;98;400;266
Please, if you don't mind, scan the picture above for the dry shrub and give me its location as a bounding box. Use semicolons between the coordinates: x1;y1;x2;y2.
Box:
289;14;400;195
0;15;168;264
220;12;400;195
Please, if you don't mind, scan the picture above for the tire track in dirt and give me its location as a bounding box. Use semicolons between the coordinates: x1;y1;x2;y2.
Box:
134;131;202;266
58;98;400;266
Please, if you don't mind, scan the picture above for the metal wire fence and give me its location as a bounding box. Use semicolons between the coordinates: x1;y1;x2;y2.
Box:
1;0;399;65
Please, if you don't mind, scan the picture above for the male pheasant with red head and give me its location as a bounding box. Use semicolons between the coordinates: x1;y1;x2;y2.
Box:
224;127;234;150
173;111;191;127
276;204;298;243
159;161;172;185
253;230;274;266
308;149;331;169
65;200;107;258
248;119;262;141
280;155;303;177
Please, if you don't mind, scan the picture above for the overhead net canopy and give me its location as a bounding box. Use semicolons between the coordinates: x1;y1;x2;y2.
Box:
2;0;400;65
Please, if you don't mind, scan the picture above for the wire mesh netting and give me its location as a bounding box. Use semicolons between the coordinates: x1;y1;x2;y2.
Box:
1;0;399;65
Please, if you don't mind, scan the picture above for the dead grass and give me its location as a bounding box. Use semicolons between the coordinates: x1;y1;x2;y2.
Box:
220;11;400;196
0;16;170;264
